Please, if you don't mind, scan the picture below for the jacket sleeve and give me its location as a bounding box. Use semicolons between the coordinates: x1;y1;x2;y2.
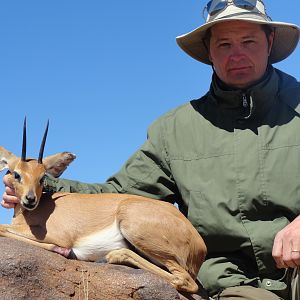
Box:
43;118;179;203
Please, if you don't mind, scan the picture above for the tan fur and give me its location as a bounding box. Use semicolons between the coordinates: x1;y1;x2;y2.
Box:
0;147;207;293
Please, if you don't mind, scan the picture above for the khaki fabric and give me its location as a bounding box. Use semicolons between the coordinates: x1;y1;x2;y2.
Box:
211;286;283;300
209;269;299;300
44;67;300;296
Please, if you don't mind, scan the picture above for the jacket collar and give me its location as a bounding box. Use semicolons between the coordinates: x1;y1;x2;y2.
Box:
208;66;280;121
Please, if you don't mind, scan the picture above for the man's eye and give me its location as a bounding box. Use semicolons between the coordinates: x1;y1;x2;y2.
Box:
244;40;255;44
218;43;230;48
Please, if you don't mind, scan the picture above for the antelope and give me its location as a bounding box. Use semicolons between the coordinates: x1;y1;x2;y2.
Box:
0;119;207;293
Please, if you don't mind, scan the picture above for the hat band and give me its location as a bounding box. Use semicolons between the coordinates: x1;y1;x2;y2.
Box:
215;10;271;22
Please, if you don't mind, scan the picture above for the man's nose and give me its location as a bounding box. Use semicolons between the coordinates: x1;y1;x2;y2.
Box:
229;45;246;61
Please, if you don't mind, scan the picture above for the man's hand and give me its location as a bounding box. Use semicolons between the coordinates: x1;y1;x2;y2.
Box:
272;216;300;269
1;174;19;209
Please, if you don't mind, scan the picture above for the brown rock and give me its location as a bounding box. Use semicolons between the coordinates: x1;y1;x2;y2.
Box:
0;237;208;300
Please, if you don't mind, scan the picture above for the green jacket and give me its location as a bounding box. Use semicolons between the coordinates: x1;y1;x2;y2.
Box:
45;66;300;296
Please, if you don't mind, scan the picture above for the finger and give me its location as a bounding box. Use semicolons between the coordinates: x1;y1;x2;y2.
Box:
275;258;287;269
1;199;16;209
5;186;16;196
281;240;300;268
3;174;12;187
290;242;300;267
280;239;295;268
272;234;284;268
291;251;300;267
282;255;298;268
2;190;19;205
282;256;298;268
273;239;293;268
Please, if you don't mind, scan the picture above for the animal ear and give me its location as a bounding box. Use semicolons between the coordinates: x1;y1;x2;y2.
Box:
43;152;76;178
0;146;17;172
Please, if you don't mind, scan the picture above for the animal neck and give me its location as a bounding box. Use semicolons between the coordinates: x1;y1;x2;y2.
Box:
13;203;25;218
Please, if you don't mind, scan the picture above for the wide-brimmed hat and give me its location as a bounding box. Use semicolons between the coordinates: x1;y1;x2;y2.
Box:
176;0;300;65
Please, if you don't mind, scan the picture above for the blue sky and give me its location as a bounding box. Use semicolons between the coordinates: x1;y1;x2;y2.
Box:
0;1;299;224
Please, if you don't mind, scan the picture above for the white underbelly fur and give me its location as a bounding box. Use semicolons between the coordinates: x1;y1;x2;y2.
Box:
72;220;128;261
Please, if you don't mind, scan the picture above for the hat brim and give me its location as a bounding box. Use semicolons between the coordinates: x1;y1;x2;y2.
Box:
176;17;300;65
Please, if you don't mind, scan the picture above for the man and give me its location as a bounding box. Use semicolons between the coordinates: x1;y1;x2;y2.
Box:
2;1;300;299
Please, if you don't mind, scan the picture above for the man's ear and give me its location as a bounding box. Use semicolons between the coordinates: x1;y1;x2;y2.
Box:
203;38;213;64
209;52;213;64
267;30;275;56
43;152;76;178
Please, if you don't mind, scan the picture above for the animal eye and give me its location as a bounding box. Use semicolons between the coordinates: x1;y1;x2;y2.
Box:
13;171;21;181
40;175;46;185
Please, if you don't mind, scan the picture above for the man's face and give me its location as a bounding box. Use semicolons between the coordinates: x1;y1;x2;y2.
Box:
209;21;274;89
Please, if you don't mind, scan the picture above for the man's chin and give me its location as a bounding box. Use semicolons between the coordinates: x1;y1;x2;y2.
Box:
226;75;257;89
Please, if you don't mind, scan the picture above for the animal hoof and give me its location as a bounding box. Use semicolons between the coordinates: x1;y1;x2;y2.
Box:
96;257;108;264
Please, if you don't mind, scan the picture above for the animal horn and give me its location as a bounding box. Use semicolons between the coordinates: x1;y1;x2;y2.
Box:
21;117;27;162
38;120;49;164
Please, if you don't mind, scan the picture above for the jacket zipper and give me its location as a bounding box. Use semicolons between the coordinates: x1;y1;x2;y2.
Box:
242;93;248;108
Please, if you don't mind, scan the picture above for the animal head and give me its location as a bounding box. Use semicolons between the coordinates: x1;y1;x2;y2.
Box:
0;119;76;210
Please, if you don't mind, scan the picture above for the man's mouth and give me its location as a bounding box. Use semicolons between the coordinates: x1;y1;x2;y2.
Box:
228;66;252;72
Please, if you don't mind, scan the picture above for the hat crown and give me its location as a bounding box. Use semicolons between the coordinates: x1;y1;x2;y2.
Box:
206;0;269;23
177;1;300;65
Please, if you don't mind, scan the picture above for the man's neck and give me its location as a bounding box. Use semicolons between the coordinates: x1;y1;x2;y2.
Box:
215;65;272;91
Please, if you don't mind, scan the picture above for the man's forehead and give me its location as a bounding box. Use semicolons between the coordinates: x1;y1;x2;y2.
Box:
211;21;264;38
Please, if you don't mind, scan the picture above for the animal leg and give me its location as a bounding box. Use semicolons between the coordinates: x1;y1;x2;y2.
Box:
116;200;203;293
0;224;58;252
106;248;198;293
164;260;199;293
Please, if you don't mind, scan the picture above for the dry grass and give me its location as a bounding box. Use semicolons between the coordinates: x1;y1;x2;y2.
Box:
78;269;89;300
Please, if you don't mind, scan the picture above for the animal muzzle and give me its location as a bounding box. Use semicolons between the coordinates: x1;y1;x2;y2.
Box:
22;191;38;210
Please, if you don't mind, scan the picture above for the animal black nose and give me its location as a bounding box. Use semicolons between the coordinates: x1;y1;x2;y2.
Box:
26;194;36;204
